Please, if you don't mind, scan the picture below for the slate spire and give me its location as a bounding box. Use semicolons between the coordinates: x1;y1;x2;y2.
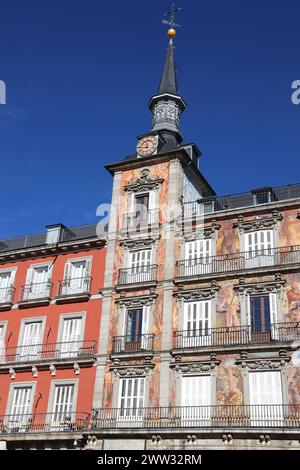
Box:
157;38;178;96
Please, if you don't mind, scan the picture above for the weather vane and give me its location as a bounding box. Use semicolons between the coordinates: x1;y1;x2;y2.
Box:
162;3;182;39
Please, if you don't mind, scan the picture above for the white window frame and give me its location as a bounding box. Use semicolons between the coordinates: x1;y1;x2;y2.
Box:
25;263;52;299
47;379;79;427
117;377;145;423
182;300;212;347
57;312;86;358
17;317;46;361
6;381;37;430
181;374;213;423
244;229;275;268
62;257;92;295
248;370;283;426
0;268;17;303
184;239;212;275
246;292;279;339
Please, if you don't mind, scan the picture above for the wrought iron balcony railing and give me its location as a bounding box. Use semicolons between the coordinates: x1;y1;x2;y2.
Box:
91;405;300;429
176;245;300;278
122;209;160;231
0;412;90;434
57;276;92;297
0;286;15;305
173;323;300;350
182;183;300;217
117;265;158;286
19;282;53;302
112;334;155;354
0;340;96;364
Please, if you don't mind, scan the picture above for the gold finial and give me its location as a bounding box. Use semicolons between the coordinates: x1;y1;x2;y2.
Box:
162;3;182;38
168;28;176;39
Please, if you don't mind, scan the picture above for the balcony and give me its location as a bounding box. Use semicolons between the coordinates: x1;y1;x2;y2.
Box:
18;282;52;308
175;245;300;281
0;340;97;368
173;323;300;352
0;287;15;311
56;276;92;303
91;405;300;430
112;334;154;356
182;183;300;217
121;209;160;234
0;412;89;435
117;265;157;290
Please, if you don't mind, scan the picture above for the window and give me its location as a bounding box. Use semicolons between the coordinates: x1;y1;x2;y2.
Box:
25;264;52;299
185;239;212;275
0;269;15;303
128;191;156;227
247;293;278;341
249;371;283;425
127;250;152;283
62;259;91;295
8;384;35;429
183;300;211;347
0;323;6;360
51;383;75;424
59;316;83;358
122;306;150;351
181;375;212;422
19;320;43;361
118;378;145;420
244;230;275;268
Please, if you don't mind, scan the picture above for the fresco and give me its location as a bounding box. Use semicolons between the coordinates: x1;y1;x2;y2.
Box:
216;282;241;328
216;219;239;255
282;273;300;322
280;210;300;247
216;358;244;406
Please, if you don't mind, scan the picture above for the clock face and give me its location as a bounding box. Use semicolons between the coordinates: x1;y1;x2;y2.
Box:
136;135;157;157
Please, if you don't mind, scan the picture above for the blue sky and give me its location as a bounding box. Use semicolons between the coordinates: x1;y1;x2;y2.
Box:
0;0;299;238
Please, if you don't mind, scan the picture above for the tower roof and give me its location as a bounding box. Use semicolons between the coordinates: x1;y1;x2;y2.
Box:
157;38;178;96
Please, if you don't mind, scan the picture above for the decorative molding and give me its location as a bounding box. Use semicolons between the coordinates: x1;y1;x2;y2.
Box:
233;210;283;232
120;238;157;250
175;281;220;301
32;366;38;378
172;358;220;374
116;293;158;307
234;275;286;294
74;363;80;375
183;220;221;241
124;168;164;194
236;350;290;369
111;365;154;377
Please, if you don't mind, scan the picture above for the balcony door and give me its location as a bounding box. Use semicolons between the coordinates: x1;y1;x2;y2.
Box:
118;377;145;425
0;270;14;303
60;317;82;358
249;371;283;426
63;259;90;295
19;321;43;361
183;301;211;348
185;239;212;276
245;230;275;268
124;306;150;352
248;293;278;342
181;375;212;424
0;324;5;361
8;385;34;430
26;265;51;299
128;250;151;283
51;384;75;427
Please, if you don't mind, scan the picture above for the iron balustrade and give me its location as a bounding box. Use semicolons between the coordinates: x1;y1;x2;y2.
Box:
118;265;158;285
112;334;154;354
182;183;300;217
0;286;15;304
19;282;53;302
91;405;300;429
0;412;90;434
57;276;92;297
122;209;160;231
176;245;300;278
173;323;300;349
0;340;96;364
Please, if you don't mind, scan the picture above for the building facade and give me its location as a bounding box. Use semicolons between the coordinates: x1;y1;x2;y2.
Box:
1;30;300;450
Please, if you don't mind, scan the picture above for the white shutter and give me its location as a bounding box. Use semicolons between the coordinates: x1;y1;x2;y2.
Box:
183;301;211;347
181;376;211;421
141;305;150;349
10;386;34;424
269;293;278;324
61;317;82;356
148;191;156;224
20;321;42;359
0;271;12;302
25;268;34;285
118;378;145;420
52;384;75;422
249;371;283;425
185;240;212;275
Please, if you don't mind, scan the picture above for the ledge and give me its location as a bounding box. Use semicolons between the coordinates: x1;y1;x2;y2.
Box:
18;298;51;309
0;356;96;373
115;281;157;292
0;302;13;312
55;293;91;304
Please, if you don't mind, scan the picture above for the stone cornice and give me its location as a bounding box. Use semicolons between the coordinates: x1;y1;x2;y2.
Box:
183;220;221;241
233;275;286;294
236;350;290;369
171;355;220;373
124;169;164;193
174;281;220;301
120;238;158;250
115;293;158;307
233;210;283;232
110;364;154;377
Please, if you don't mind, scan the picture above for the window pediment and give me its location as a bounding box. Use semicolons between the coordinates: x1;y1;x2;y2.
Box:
233;275;285;295
233;210;282;233
174;281;219;301
124;169;164;194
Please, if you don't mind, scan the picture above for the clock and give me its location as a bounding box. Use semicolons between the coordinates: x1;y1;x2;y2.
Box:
136;135;158;157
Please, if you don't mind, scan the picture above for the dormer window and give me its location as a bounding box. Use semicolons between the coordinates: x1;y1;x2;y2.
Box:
251;188;277;205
